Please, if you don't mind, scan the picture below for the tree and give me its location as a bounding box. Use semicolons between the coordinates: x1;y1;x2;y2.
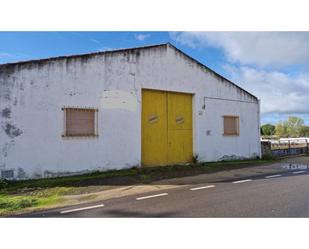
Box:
261;124;276;136
275;116;306;138
275;121;287;137
300;126;309;137
285;116;304;137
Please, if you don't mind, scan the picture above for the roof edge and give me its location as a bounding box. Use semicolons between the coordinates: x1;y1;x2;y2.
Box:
166;42;258;101
0;43;169;68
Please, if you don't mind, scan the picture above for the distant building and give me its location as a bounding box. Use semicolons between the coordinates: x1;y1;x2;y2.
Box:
0;43;260;179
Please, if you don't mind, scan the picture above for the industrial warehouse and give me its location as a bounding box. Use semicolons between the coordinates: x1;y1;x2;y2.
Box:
0;43;260;179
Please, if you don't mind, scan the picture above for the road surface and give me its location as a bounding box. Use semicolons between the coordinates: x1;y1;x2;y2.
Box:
19;162;309;217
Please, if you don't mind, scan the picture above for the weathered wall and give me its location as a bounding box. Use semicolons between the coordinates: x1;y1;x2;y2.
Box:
0;44;260;179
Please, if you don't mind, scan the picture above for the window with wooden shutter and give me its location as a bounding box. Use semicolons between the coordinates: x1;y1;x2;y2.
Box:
62;107;98;137
223;116;239;136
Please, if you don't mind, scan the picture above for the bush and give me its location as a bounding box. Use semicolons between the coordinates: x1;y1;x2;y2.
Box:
0;179;8;192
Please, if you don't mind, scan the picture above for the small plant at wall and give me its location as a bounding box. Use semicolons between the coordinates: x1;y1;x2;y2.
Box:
192;154;199;164
261;153;279;160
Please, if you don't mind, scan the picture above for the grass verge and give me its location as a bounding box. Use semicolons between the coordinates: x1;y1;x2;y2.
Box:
0;187;72;216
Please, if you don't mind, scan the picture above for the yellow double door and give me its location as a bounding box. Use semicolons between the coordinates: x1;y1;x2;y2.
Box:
142;89;193;166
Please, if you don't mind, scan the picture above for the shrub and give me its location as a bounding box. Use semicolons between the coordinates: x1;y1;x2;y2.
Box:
0;179;8;192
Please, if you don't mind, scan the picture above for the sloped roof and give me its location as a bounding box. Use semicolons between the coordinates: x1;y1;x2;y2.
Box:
0;43;167;67
0;42;257;100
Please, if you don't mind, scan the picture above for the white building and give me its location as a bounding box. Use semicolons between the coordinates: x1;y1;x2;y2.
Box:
0;43;261;179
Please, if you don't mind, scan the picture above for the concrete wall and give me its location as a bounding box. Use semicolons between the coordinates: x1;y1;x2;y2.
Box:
0;44;260;179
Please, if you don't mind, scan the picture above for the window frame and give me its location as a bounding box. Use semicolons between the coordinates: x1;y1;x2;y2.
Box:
62;107;99;138
223;115;239;136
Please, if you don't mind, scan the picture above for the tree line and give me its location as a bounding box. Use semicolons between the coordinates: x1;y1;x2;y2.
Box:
261;116;309;138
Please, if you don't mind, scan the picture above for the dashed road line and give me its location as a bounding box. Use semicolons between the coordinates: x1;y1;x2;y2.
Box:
265;174;281;179
190;185;215;191
60;204;104;214
60;170;305;214
292;170;306;174
232;179;252;184
136;193;168;200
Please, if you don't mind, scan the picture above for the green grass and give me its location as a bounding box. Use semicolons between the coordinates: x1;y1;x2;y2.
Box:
0;169;138;194
0;187;71;215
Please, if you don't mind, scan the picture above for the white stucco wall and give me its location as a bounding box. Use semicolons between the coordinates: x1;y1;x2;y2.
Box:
0;44;260;179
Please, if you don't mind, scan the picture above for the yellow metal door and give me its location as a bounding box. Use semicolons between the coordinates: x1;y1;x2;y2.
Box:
167;92;193;164
141;90;168;166
141;90;193;166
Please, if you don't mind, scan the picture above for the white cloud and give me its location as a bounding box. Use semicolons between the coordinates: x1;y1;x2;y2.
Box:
0;52;15;58
96;47;113;52
171;32;309;67
134;33;151;41
224;64;309;114
170;32;309;123
90;39;103;46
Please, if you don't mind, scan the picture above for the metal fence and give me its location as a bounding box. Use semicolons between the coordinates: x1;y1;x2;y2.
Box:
261;138;309;157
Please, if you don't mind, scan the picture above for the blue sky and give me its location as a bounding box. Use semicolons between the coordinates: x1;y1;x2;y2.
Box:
1;31;308;125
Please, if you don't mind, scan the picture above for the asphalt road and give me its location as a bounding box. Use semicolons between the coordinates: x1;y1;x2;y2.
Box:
21;167;309;217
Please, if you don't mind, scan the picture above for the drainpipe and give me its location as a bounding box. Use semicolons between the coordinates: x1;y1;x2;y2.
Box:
258;99;262;159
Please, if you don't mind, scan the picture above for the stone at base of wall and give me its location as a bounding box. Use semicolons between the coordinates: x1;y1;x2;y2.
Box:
0;166;133;180
0;153;261;180
219;153;259;161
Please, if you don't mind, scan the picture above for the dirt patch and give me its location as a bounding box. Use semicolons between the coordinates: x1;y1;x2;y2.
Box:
280;155;309;164
2;123;23;138
76;194;98;202
62;184;181;207
1;108;11;118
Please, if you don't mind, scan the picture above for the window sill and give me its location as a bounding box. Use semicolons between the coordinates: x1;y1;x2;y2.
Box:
223;134;239;137
62;134;99;138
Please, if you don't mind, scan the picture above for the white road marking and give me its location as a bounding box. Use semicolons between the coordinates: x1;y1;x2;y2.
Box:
136;193;168;200
292;170;306;174
232;179;252;184
60;204;104;214
265;174;281;179
190;185;215;191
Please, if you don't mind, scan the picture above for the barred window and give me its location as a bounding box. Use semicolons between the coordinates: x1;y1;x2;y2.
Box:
62;107;98;137
223;116;239;136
